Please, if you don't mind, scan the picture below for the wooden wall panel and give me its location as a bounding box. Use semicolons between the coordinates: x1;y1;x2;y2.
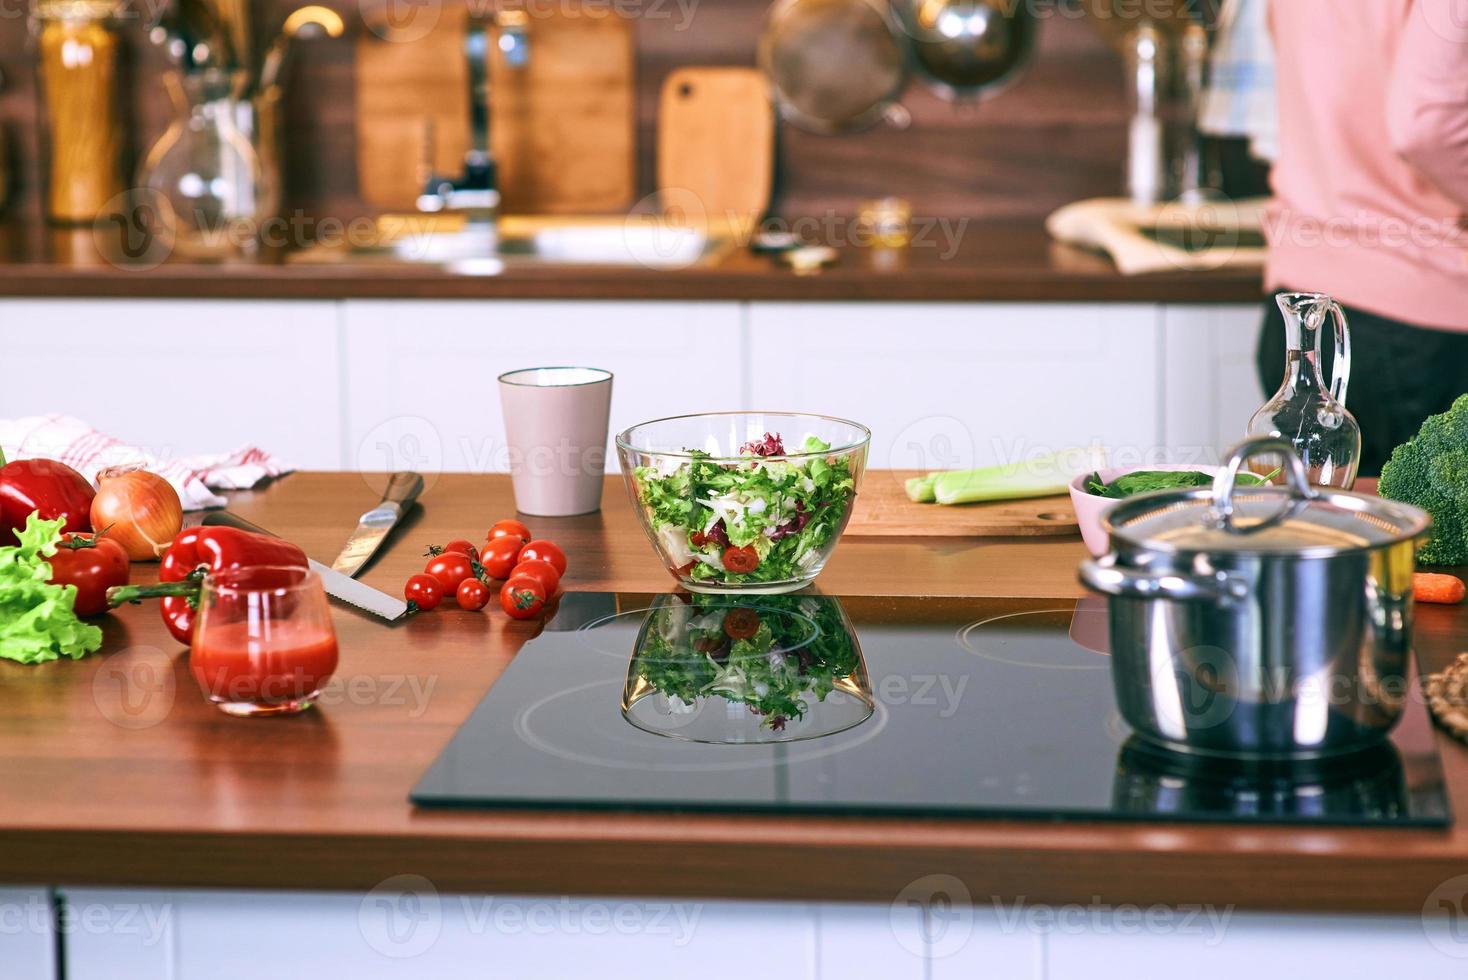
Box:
0;0;1130;227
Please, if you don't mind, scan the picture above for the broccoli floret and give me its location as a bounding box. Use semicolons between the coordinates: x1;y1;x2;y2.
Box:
1378;394;1468;565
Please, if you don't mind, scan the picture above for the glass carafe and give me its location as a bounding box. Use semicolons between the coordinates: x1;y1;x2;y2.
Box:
138;69;271;259
1246;292;1361;488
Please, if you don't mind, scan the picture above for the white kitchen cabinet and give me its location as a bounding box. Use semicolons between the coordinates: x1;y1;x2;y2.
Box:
747;303;1164;473
0;299;343;469
0;887;56;980
340;301;744;475
1160;304;1263;464
1044;911;1463;980
62;888;816;980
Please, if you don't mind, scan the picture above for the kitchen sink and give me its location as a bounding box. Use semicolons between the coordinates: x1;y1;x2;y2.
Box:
291;215;734;272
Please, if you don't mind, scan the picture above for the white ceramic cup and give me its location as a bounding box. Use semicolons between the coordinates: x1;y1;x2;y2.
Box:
498;367;614;516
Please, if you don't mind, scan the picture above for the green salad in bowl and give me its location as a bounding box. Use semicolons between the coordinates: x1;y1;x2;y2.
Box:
622;593;872;743
617;413;869;594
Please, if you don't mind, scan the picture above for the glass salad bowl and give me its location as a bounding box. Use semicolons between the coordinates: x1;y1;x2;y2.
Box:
616;412;870;594
622;593;873;743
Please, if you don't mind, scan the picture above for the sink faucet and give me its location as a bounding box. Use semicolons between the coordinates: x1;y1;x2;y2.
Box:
415;10;528;220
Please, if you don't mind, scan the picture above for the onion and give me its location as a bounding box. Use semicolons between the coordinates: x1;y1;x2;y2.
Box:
90;466;183;561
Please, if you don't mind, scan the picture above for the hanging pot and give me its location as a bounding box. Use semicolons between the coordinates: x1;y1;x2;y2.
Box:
758;0;911;134
899;0;1037;101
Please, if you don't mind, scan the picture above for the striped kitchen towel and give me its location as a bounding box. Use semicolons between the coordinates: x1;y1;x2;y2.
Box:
0;415;293;510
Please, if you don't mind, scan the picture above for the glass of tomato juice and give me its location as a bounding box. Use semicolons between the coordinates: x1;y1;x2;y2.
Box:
190;565;339;717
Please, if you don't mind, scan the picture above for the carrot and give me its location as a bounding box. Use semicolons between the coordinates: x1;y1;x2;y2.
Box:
1414;572;1466;604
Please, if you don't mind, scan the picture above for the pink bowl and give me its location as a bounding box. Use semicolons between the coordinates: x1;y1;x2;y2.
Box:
1068;463;1228;557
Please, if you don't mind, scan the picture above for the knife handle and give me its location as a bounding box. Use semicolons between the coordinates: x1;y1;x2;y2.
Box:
383;472;424;509
202;511;278;538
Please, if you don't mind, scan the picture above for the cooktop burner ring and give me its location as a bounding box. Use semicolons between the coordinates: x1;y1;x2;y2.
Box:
514;678;891;772
957;607;1111;671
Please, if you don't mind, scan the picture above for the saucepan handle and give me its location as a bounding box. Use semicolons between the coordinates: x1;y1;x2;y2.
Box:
1079;554;1249;605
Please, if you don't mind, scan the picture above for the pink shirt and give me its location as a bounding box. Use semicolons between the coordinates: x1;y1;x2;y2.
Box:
1267;0;1468;330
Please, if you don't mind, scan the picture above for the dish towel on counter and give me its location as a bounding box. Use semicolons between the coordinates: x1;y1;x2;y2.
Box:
1046;197;1270;276
0;415;293;511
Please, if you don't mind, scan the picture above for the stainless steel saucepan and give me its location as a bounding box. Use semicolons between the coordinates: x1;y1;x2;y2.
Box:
1080;437;1431;759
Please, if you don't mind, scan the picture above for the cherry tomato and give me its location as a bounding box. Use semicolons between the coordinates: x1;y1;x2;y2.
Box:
519;539;567;576
479;535;524;579
690;530;708;547
723;608;761;640
500;575;547;619
442;539;479;560
48;532;130;617
722;545;759;574
405;573;443;611
488;519;532;544
456;578;491;611
424;552;476;593
512;557;560;596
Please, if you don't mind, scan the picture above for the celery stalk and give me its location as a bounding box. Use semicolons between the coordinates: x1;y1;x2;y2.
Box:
905;474;938;503
930;455;1088;506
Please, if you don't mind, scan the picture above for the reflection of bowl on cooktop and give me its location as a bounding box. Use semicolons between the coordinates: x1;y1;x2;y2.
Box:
1112;737;1410;822
958;608;1110;670
622;593;874;744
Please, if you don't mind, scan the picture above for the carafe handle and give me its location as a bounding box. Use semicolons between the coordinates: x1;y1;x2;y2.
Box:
1317;300;1351;407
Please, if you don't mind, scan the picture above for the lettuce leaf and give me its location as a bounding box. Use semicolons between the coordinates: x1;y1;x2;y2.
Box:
0;514;104;664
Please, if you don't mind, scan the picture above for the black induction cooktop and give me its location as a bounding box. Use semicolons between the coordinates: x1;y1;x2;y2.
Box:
410;593;1451;827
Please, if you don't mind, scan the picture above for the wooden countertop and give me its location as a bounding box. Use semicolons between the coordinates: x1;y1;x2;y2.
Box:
0;220;1264;304
3;471;1460;912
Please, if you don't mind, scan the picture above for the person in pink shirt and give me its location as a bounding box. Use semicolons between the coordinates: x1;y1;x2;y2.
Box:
1261;0;1468;474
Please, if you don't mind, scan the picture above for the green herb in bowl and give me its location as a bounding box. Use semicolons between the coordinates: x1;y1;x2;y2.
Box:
1084;469;1275;500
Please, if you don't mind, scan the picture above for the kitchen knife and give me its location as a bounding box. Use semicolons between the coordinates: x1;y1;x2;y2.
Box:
201;511;409;622
330;472;424;579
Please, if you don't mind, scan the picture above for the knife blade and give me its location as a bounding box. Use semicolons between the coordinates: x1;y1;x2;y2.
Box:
331;472;425;578
201;511;410;622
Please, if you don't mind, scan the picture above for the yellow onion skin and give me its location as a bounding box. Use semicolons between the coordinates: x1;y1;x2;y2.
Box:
90;468;183;561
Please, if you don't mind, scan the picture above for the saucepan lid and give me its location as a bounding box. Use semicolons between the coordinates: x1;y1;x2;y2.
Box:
1103;438;1431;558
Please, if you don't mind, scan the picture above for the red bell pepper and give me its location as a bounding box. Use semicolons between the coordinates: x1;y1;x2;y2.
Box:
0;454;95;543
107;526;309;645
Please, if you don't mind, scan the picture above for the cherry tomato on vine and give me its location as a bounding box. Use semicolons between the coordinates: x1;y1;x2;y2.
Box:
500;576;547;620
519;539;567;576
48;532;130;617
479;535;525;579
405;573;443;611
456;578;491;611
722;545;759;575
511;558;560;596
488;519;532;544
424;552;476;593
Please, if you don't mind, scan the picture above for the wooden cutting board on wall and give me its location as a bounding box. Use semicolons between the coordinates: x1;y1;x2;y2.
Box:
846;472;1081;538
657;67;774;234
356;3;636;214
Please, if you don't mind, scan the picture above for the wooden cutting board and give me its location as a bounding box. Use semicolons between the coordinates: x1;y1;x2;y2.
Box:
657;67;774;235
846;471;1081;538
355;2;636;215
